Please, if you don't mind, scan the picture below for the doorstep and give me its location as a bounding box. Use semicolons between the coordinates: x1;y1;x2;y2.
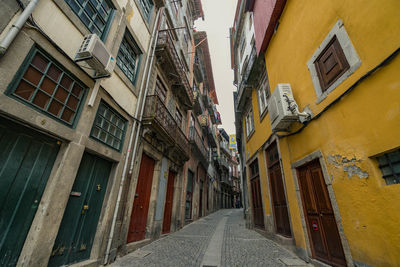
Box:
125;238;152;254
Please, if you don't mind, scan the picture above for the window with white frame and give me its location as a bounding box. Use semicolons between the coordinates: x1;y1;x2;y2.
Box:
245;107;254;137
257;72;270;116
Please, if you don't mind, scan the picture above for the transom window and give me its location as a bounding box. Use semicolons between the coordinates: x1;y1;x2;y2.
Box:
91;101;127;151
245;107;254;137
257;72;270;116
138;0;154;19
117;31;141;84
376;149;400;185
8;48;86;126
65;0;115;39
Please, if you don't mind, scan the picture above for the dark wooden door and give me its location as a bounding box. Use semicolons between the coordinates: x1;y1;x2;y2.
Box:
127;153;155;243
297;160;346;267
249;160;264;228
199;180;203;217
162;171;175;234
0;117;59;267
49;152;112;267
266;143;292;237
185;170;194;220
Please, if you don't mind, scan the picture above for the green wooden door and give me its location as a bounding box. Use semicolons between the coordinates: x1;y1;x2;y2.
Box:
48;152;112;267
0;117;60;267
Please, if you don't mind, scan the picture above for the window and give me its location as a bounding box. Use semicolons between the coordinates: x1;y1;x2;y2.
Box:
138;0;153;19
307;19;361;103
314;36;349;92
155;77;167;102
376;149;400;185
175;108;183;129
249;158;259;179
257;72;270;116
91;101;127;151
8;48;86;126
65;0;114;39
117;31;141;84
245;107;254;138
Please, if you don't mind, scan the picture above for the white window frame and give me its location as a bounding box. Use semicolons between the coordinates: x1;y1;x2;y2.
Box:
245;107;254;138
257;71;270;118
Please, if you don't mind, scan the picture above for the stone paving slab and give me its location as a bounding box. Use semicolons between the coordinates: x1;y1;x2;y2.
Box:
110;209;312;267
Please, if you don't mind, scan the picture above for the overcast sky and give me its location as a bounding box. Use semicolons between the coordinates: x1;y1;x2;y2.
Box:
195;0;238;135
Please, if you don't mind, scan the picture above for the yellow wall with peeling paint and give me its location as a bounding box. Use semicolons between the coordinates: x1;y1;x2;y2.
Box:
243;0;400;266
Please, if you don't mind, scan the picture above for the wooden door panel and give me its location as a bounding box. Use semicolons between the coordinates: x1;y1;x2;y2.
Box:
49;153;112;267
0;119;59;267
250;178;264;228
321;216;346;265
297;160;346;267
162;171;175;234
128;153;155;243
307;216;328;260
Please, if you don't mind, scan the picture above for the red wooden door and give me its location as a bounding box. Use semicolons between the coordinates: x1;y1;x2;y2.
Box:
127;153;155;243
162;171;175;234
297;160;346;267
266;143;292;237
249;160;264;228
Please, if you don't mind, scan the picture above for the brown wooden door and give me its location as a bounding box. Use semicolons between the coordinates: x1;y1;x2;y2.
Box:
127;153;155;243
266;143;292;237
249;160;264;228
162;171;175;234
297;160;346;267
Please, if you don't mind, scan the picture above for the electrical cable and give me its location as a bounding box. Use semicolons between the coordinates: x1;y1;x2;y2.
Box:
277;47;400;139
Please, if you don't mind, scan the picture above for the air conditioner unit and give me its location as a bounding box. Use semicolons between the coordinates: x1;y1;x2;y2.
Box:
268;83;303;132
75;34;115;78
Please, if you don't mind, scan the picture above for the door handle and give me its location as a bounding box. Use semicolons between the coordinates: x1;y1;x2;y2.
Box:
135;193;139;198
319;213;323;217
81;205;89;214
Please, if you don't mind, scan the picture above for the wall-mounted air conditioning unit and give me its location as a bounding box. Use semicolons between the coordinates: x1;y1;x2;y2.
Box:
268;83;311;132
75;34;115;78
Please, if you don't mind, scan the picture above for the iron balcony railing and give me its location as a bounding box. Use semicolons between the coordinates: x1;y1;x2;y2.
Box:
220;141;231;156
156;30;193;105
193;90;204;115
236;45;257;110
189;126;208;163
143;95;190;158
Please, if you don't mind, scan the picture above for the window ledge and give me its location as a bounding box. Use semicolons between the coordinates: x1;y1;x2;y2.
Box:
259;107;268;122
246;129;255;142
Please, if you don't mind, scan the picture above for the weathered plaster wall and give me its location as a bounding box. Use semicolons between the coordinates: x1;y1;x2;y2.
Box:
262;0;400;265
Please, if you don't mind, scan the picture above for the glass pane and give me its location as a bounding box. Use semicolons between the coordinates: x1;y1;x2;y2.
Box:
40;77;57;95
94;16;105;30
32;90;50;109
79;12;91;26
388;150;400;163
99;130;107;141
92;126;100;138
85;2;97;18
72;84;83;98
31;54;49;72
48;100;63;116
61;108;75;123
109;124;116;135
113;140;120;149
54;88;69;103
47;65;62;82
60;75;73;90
381;166;393;176
377;156;387;166
103;120;110;131
14;80;36;100
106;135;113;145
115;129;122;139
67;95;79;110
104;110;112;120
95;116;103;126
23;66;42;86
393;162;400;173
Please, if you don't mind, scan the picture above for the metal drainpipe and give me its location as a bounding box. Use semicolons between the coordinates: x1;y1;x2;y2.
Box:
103;7;163;265
0;0;40;56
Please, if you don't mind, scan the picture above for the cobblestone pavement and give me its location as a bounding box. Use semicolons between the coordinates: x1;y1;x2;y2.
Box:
110;209;311;267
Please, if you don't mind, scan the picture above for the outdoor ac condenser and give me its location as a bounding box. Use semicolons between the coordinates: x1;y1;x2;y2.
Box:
75;34;115;78
268;83;302;132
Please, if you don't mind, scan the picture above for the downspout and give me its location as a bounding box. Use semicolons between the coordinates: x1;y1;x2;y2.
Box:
0;0;40;57
104;7;163;265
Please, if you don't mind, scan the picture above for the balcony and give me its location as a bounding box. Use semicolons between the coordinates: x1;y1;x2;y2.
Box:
189;127;208;166
193;90;204;115
220;141;231;156
207;125;217;148
236;45;265;111
219;157;230;170
156;30;193;107
142;95;190;163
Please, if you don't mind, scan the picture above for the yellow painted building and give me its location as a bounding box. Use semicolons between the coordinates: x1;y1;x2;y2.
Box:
239;0;400;266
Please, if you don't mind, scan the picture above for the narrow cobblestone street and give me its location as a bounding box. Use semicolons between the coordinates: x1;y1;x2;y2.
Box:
111;209;311;267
